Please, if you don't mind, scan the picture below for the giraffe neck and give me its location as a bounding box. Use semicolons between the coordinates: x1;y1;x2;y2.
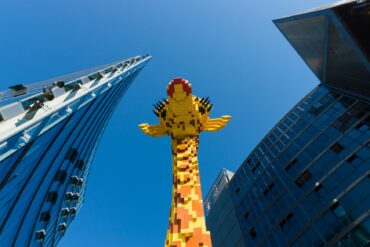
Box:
165;136;212;247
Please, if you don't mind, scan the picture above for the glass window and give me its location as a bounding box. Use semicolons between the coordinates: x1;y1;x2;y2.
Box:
336;225;370;246
295;170;313;188
39;212;51;222
244;212;250;221
263;183;275;196
331;113;355;132
331;202;352;225
331;142;344;153
46;191;58;204
285;158;298;171
54;170;67;183
65;148;78;162
338;96;356;108
251;161;261;173
250;227;257;240
279;212;294;232
361;217;370;234
346;154;363;167
75;159;85;170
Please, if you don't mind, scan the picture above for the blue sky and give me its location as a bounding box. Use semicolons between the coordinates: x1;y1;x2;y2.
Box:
0;0;335;246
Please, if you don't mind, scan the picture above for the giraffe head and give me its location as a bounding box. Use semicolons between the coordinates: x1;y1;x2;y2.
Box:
139;78;230;139
167;78;192;102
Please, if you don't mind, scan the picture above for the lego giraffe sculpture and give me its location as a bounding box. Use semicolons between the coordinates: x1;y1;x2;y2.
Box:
139;78;230;247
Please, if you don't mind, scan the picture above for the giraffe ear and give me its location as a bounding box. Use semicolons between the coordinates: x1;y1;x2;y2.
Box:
139;123;167;137
202;115;231;132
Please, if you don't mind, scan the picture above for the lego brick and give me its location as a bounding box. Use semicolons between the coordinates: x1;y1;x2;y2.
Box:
139;78;231;247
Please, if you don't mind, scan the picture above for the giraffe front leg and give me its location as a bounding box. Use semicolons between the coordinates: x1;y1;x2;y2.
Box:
202;115;231;132
139;123;167;137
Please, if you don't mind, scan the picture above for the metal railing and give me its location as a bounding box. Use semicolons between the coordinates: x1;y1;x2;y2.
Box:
0;56;148;107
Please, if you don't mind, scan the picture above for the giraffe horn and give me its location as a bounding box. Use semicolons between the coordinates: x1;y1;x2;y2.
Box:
153;104;161;111
204;97;210;105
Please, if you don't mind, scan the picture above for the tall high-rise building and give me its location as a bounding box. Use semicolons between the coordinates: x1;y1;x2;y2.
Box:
0;55;151;246
204;169;245;247
205;1;370;246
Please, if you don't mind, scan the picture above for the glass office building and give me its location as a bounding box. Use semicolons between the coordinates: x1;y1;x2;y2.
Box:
205;169;245;247
205;1;370;246
0;55;150;246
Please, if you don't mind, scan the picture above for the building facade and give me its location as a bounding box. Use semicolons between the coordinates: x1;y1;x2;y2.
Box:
0;55;150;246
205;1;370;246
205;169;245;247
